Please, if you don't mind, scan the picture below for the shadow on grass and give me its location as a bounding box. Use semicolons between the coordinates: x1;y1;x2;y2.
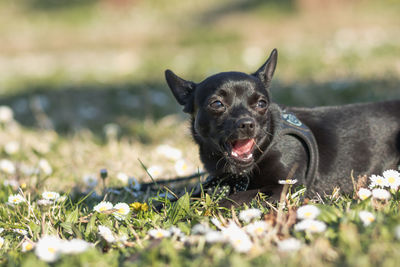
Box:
0;81;180;142
0;77;399;138
20;0;98;10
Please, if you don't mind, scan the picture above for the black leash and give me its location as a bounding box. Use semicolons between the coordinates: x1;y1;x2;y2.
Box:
140;172;206;190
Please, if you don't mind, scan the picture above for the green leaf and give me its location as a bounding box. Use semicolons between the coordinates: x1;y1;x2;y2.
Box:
84;213;97;239
170;192;190;224
65;207;79;224
60;222;73;235
205;193;212;206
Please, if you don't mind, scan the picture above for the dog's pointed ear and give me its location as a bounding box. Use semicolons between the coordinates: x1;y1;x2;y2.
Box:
254;49;278;86
165;69;196;113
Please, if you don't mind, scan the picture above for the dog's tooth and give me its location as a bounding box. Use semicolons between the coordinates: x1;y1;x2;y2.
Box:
245;154;253;160
232;151;238;157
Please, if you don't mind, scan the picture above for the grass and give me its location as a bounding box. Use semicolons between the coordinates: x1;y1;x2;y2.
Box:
0;0;400;265
1;114;400;266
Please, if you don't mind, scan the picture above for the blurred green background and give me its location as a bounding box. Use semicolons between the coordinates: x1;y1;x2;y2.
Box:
0;0;399;135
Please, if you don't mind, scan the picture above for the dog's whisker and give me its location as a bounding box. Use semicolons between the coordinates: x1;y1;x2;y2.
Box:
215;156;226;170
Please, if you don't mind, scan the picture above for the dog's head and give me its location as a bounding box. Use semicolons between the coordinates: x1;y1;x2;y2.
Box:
165;49;278;175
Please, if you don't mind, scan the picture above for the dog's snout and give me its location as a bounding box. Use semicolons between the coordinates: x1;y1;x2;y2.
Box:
236;118;256;135
238;118;254;129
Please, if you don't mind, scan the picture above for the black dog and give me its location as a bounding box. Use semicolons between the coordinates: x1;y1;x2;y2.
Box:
165;49;400;206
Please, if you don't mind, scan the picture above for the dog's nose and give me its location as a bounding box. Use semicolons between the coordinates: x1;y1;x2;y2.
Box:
236;118;255;133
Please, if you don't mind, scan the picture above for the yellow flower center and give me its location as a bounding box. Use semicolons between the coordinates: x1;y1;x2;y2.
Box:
388;177;395;184
155;232;164;238
117;208;126;214
309;225;318;231
25;243;33;251
48;247;56;254
234;239;243;245
367;217;375;222
99;207;107;212
304;212;312;218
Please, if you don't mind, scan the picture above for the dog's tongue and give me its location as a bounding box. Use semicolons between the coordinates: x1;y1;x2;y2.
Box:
231;139;254;157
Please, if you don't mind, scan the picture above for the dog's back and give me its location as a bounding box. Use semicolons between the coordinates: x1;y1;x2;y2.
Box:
289;100;400;193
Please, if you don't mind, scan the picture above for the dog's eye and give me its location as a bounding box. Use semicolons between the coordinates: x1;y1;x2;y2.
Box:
256;100;267;109
210;100;224;110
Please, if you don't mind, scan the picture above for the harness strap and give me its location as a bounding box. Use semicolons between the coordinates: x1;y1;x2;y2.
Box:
278;111;319;188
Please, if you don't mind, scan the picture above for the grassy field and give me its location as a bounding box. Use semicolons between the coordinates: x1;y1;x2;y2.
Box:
0;0;400;266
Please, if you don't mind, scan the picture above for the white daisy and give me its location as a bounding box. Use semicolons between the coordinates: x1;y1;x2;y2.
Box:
116;172;129;184
19;164;38;176
192;223;210;235
294;219;327;233
383;169;400;190
0;227;4;234
245;220;269;236
13;229;28;236
168;226;182;236
296;205;320;220
148;229;171;239
372;188;391;200
128;176;141;191
3;179;19;188
37;199;54;206
93;201;113;213
0;106;14;123
56;196;67;203
42;191;60;201
113;202;130;220
224;223;253;253
210;217;224;230
147;165;163;179
22;241;35;252
98;226;116;243
358;211;375;226
245;221;269;236
38;159;52;176
35;236;62;263
239;208;262;223
0;237;4;248
0;159;16;175
277;238;302;252
60;239;91;254
278;179;298;185
83;174;98;188
174;159;191;176
156;145;182;161
205;230;227;243
358;188;372;200
4;141;20;155
8;194;25;205
103;123;120;139
369;174;388;188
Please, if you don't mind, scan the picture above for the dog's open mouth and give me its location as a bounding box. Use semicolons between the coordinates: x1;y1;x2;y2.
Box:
229;139;255;162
